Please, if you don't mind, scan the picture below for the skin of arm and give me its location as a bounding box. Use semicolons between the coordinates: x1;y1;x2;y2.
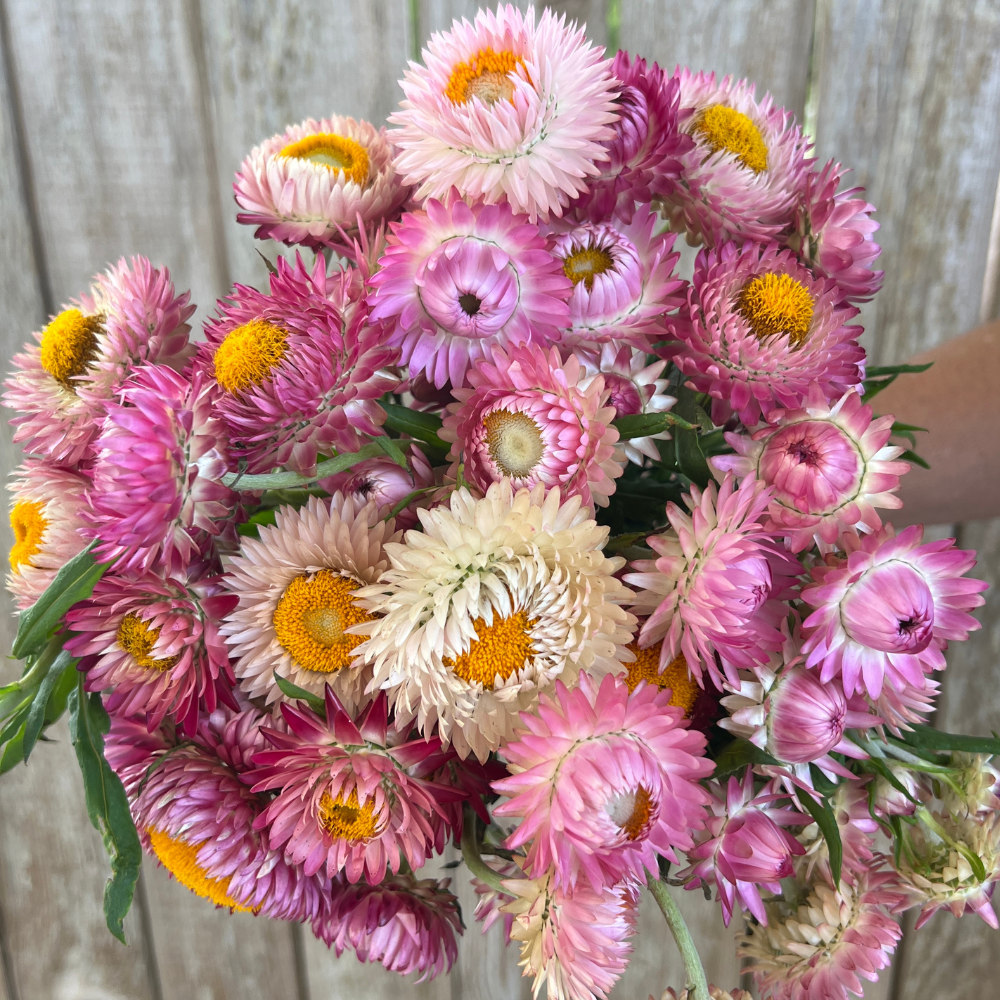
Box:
873;319;1000;527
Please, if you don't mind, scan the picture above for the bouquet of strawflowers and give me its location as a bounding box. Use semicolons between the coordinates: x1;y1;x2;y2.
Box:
2;5;995;999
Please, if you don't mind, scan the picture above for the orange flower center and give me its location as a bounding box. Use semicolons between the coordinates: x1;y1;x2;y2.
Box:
149;829;258;912
624;643;700;716
738;272;815;346
213;318;287;394
116;613;179;672
608;785;655;840
39;308;102;387
446;610;537;687
318;789;382;841
446;47;525;105
561;246;615;291
9;500;47;572
279;133;370;186
692;104;768;173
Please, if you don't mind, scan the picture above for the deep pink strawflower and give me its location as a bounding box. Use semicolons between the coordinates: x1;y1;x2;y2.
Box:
104;714;175;798
494;672;712;892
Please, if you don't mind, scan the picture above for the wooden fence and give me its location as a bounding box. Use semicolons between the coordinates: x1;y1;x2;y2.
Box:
0;1;997;998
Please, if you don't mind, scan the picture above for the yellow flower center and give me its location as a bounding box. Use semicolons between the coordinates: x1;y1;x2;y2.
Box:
116;613;179;672
615;785;655;841
279;133;370;187
318;789;382;841
738;273;815;346
39;308;102;387
693;104;768;173
624;643;700;716
148;829;258;912
213;318;288;395
483;409;545;478
561;246;615;291
446;47;525;105
446;610;537;687
272;570;375;674
9;500;47;573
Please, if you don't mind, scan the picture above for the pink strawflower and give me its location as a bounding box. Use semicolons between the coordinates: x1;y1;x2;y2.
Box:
195;254;398;475
786;160;883;303
440;343;622;508
234;116;409;249
7;460;89;610
668;240;864;426
682;770;806;926
86;364;235;574
625;474;795;689
318;872;462;980
713;387;908;551
493;672;712;892
548;203;684;349
661;71;811;245
796;781;879;886
4;257;193;465
248;691;455;883
65;569;237;736
368;191;571;389
569;52;691;222
390;4;620;221
104;714;175;798
472;858;521;941
801;524;986;699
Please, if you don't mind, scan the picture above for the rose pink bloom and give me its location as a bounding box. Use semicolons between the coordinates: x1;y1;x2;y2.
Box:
682;769;806;926
801;524;986;699
493;672;712;892
104;714;175;798
785;159;883;303
440;343;623;508
368;190;572;389
86;364;236;575
667;240;865;427
714;386;909;551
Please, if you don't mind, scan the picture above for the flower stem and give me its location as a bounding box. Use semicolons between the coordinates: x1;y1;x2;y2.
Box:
645;868;710;1000
461;804;506;893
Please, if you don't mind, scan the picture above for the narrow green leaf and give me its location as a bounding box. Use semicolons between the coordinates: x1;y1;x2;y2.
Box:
237;508;278;537
0;728;26;775
864;363;934;378
385;487;436;522
612;411;699;439
0;703;31;748
256;248;279;276
800;791;843;886
44;654;79;725
381;403;449;461
899;449;930;470
896;724;1000;756
273;673;326;714
373;434;409;468
712;739;780;783
673;388;713;487
603;532;647;553
890;421;929;434
68;678;142;943
22;649;74;760
223;441;385;491
12;542;106;659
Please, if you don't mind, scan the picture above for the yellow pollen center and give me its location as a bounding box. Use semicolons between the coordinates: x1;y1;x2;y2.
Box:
738;272;815;346
213;318;288;394
149;829;258;912
116;613;179;672
619;785;655;841
9;500;47;573
272;571;375;674
562;246;615;291
624;644;700;716
318;789;382;841
279;133;370;187
693;104;768;173
39;308;102;387
483;409;545;478
446;47;525;105
446;610;537;687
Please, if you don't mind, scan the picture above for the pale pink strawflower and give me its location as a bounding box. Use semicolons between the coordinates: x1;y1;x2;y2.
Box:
440;343;623;508
785;160;883;303
368;191;571;389
318;872;463;980
7;460;89;610
4;257;193;465
248;691;453;884
801;524;986;699
86;364;235;575
661;71;811;245
667;240;865;426
625;474;795;689
234;115;409;248
391;4;620;221
796;780;879;886
65;569;237;736
713;386;908;551
195;253;398;476
682;769;806;926
494;672;712;892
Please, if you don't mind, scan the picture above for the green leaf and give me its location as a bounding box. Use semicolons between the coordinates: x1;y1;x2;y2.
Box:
373;434;409;468
0;729;26;775
800;791;843;886
381;403;450;462
896;724;1000;756
256;248;279;276
68;678;142;943
22;648;74;760
673;388;712;487
237;508;278;538
273;673;326;714
712;738;780;783
223;441;386;491
0;703;31;748
12;543;106;659
899;449;930;470
612;411;700;440
861;362;933;401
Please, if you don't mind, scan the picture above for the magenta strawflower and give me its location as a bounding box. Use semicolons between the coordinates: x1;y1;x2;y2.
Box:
493;672;712;891
104;714;175;798
548;203;684;349
713;386;908;551
86;364;235;575
441;343;622;508
801;524;987;699
668;240;865;426
368;191;571;389
661;71;811;245
195;254;398;475
390;4;620;221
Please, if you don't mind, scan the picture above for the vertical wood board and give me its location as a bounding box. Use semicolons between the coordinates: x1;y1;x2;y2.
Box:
418;0;607;48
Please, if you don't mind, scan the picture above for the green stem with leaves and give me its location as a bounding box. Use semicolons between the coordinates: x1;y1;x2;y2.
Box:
461;805;506;893
645;869;710;1000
